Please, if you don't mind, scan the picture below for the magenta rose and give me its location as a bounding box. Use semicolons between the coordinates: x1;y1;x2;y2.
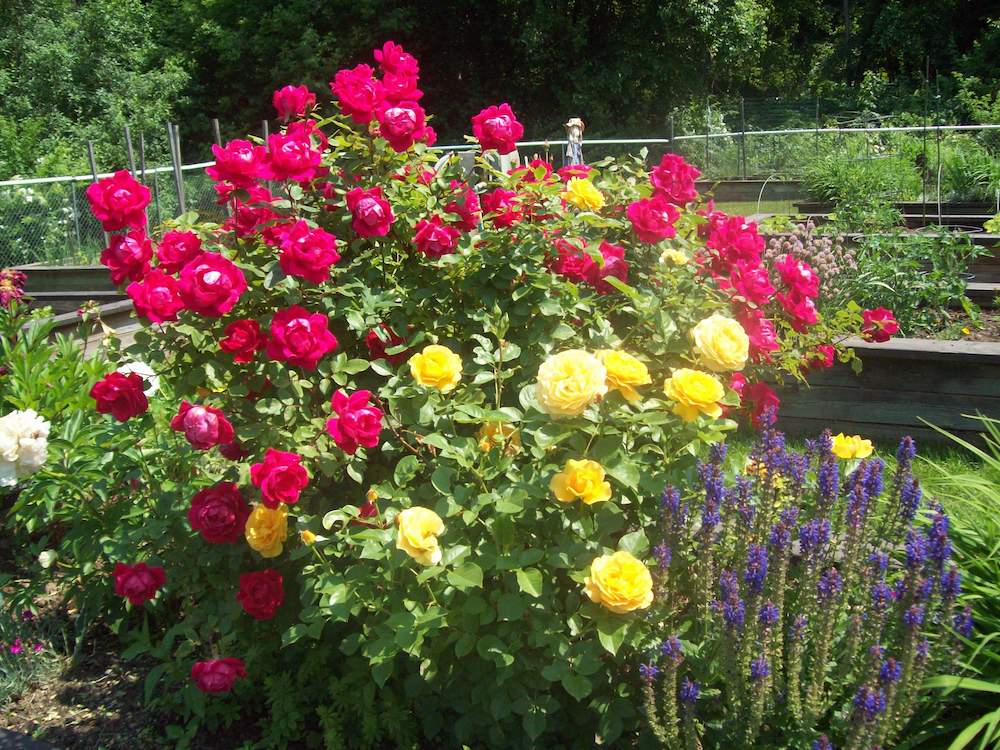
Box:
266;305;338;370
155;230;203;274
223;186;280;239
471;103;524;155
705;216;765;270
736;308;781;362
626;196;679;243
272;84;316;122
330;64;385;125
86;170;151;231
745;381;781;429
170;400;235;451
557;164;593;182
727;262;776;306
219;319;267;363
345;186;394;237
444;181;481;231
376;100;426;152
277;220;341;283
113;562;165;606
178;252;246;317
127;269;185;323
549;237;595;283
206;139;266;189
250;448;309;508
413;215;461;258
90;371;149;422
100;230;152;285
188;482;250;544
586;241;629;295
649;153;701;205
326;389;384;455
861;307;899;343
778;291;819;332
260;121;328;183
191;658;246;694
807;344;836;370
775;254;820;298
480;188;522;228
236;569;284;620
374;41;420;77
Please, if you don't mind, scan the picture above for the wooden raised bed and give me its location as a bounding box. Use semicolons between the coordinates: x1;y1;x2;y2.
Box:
17;264;124;315
696;179;802;203
776;337;1000;444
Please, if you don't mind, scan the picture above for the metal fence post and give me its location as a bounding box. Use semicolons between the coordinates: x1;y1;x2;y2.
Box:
212;118;223;147
69;181;82;254
124;126;137;179
86;141;108;247
669;114;675;150
740;97;747;180
167;122;186;214
704;100;710;175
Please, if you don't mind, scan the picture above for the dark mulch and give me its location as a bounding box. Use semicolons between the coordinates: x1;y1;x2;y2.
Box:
913;309;1000;342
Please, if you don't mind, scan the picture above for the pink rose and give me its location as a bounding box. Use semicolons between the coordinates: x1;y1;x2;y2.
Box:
444;181;481;231
101;230;152;285
113;562;165;606
260;121;328;183
127;269;185;323
706;216;765;272
272;84;316;122
90;371;149;422
365;324;409;365
251;448;309;508
330;64;385;125
775;254;820;298
778;291;819;332
237;569;284;620
549;237;595;283
376;100;426;152
223;186;279;239
374;41;420;77
627;196;680;243
155;230;203;274
730;372;747;400
587;241;629;295
206;139;266;189
191;658;246;694
727;262;776;306
744;381;781;429
420;126;437;146
413;215;461;258
86;170;150;231
219;319;268;363
178;253;247;317
326;389;384;455
806;344;835;370
736;308;780;362
346;186;394;237
862;308;899;343
188;482;250;544
480;188;522;228
649;153;700;205
170;400;235;451
266;305;338;370
557;164;593;182
277;220;341;284
471;103;524;154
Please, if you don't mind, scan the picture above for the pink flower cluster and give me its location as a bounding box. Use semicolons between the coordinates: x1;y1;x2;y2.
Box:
549;238;629;295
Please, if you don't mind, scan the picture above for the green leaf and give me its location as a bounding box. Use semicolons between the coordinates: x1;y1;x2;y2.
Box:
497;592;525;621
561;672;593;701
431;465;454;494
343;358;370;374
606;459;640;490
596;618;628;656
447;562;483;590
522;707;546;740
394;455;421;487
515;567;543;597
618;530;649;557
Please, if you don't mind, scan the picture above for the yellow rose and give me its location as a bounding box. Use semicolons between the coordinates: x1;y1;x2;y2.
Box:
409;344;462;393
535;350;608;417
660;248;688;266
584;550;654;614
662;368;724;422
477;421;521;455
395;506;445;566
596;349;651;402
831;433;874;460
245;504;288;558
551;458;612;505
562;178;605;211
300;530;317;546
691;314;749;372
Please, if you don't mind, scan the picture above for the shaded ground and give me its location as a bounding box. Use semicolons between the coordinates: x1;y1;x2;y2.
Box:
915;309;1000;342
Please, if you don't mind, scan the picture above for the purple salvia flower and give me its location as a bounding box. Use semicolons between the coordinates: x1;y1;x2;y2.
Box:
749;655;770;683
817;457;839;507
790;614;808;640
661;486;686;527
940;565;961;601
893;578;907;600
899;474;922;522
916;639;931;662
896;436;917;467
904;528;927;571
926;509;952;569
679;677;700;705
709;442;727;465
954;607;974;638
719;570;740;602
864;458;885;498
817;568;842;601
758;406;778;430
812;735;834;750
902;605;925;631
879;658;902;685
744;544;768;594
661;636;684;664
759;600;779;628
816;429;833;456
868;551;889;575
653;544;672;570
639;663;660;682
723;599;746;631
798;518;831;556
853;685;887;722
870;581;894;611
845;480;869;530
914;576;934;602
786;452;808;489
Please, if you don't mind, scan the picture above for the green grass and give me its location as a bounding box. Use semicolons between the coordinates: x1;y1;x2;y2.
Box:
714;200;799;217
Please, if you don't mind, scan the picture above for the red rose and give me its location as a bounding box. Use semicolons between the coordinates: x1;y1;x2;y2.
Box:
376;100;426;152
170;400;235;451
374;41;420;77
326;389;383;455
236;569;284;620
223;186;280;239
775;254;820;299
806;344;836;370
471;103;524;154
330;64;385;125
862;307;899;343
735;308;780;363
90;371;149;422
346;186;394;238
86;170;150;231
260;121;328;183
626;196;679;243
191;658;246;694
250;448;309;508
420;126;437;146
188;482;250;544
778;291;819;332
178;253;247;317
113;562;165;606
745;381;781;429
509;158;555;185
365;324;409;366
549;237;595;283
266;305;338;370
127;269;185;323
727;262;776;306
219;440;248;461
206;139;266;189
557;164;593;182
272;84;316;122
277;221;341;284
413;215;461;258
444;181;481;231
100;230;152;285
155;230;203;274
705;216;765;272
586;241;629;295
219;319;267;363
480;188;522;228
649;153;700;205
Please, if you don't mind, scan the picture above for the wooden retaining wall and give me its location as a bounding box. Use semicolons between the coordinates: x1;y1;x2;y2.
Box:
776;337;1000;444
17;264;124;314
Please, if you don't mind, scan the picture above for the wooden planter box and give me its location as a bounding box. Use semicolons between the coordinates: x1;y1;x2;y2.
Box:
16;264;125;315
776;337;1000;444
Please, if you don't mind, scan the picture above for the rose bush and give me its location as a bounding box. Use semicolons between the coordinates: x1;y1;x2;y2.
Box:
60;41;890;747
